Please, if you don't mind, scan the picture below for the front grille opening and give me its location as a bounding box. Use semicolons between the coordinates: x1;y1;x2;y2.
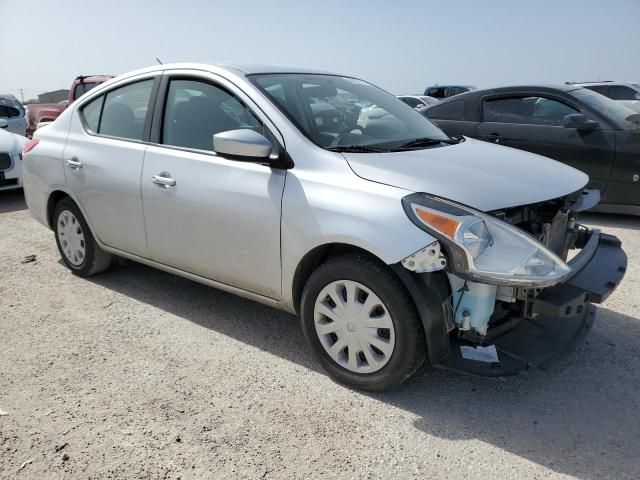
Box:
0;178;18;187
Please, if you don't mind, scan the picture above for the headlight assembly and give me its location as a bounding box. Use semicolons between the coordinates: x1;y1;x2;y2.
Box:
402;193;571;287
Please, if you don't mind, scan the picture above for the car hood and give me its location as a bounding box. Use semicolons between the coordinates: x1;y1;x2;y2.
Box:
343;137;588;211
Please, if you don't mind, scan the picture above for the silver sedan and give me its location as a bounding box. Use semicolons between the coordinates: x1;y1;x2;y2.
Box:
22;63;626;390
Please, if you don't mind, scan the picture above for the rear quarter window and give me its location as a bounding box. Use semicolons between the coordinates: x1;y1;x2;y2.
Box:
425;99;464;120
80;95;104;132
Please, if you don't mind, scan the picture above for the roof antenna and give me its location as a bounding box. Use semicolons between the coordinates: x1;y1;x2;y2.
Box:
155;57;163;65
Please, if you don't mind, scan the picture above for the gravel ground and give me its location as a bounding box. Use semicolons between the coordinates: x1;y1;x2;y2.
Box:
1;188;639;480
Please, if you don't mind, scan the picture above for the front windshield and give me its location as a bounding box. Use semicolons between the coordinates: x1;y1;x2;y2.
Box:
0;95;24;116
569;87;640;130
249;73;451;151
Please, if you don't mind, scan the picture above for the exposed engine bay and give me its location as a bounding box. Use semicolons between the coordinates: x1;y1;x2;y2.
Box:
448;188;602;343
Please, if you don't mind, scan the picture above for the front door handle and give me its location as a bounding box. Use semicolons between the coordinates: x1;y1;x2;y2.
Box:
151;172;176;187
485;132;503;144
65;158;83;169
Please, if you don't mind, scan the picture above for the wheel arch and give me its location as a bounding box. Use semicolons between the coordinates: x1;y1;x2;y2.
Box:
46;189;97;240
291;243;374;315
47;190;72;229
291;242;453;366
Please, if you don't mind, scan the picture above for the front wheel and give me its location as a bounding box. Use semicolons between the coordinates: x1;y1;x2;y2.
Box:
301;253;426;391
53;197;112;276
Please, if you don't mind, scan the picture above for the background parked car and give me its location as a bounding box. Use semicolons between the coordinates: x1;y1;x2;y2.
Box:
568;81;640;113
423;85;475;99
26;75;113;137
397;95;439;109
0;94;28;136
0;119;28;190
424;85;640;215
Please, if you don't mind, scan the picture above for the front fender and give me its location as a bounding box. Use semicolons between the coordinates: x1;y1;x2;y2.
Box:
280;170;437;310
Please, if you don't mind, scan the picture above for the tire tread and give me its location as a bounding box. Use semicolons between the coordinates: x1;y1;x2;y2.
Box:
53;197;112;277
301;252;426;391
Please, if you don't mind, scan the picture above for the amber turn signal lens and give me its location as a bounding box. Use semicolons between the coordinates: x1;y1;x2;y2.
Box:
415;207;460;238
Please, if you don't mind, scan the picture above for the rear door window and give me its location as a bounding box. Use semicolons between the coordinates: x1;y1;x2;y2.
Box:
99;80;154;140
483;96;577;126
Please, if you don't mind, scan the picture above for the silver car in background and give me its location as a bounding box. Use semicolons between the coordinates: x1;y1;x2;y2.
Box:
22;64;626;390
397;95;439;109
0;94;28;137
0;119;27;190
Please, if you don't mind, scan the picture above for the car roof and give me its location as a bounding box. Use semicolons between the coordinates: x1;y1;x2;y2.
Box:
218;63;338;75
570;81;639;88
113;62;339;79
432;84;583;103
425;85;474;88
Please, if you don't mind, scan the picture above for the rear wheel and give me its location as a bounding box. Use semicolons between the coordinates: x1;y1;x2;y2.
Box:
53;197;112;276
301;253;426;391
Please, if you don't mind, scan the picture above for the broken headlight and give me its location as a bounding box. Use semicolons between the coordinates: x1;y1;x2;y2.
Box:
402;193;571;287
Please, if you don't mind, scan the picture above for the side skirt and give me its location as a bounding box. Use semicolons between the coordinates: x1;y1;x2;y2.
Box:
99;245;290;313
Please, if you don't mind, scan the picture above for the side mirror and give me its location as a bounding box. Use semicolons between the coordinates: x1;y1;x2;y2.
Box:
0;118;8;129
563;113;598;131
213;129;273;160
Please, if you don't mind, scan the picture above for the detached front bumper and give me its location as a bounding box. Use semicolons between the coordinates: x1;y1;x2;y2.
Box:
440;230;627;376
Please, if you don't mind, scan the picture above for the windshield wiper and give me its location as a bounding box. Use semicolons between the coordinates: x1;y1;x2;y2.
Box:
391;136;462;151
327;145;386;153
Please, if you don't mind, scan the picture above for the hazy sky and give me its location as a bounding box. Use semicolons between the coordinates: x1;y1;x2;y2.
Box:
1;0;639;101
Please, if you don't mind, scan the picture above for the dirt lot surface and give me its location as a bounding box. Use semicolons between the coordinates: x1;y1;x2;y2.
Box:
1;188;639;479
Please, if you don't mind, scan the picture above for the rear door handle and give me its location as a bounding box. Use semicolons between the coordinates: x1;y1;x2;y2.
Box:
151;172;176;187
485;132;503;144
65;158;83;169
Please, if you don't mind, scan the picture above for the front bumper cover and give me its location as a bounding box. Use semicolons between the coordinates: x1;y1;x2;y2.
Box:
438;231;627;376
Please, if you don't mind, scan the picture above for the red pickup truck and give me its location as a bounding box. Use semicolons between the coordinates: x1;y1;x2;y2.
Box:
26;75;112;137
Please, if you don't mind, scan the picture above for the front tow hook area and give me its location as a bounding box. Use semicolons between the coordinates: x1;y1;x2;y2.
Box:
438;231;626;377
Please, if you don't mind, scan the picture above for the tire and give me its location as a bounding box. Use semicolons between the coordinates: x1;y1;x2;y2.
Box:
301;252;426;391
53;197;112;276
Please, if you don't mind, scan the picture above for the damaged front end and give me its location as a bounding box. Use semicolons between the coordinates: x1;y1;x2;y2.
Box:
400;189;627;376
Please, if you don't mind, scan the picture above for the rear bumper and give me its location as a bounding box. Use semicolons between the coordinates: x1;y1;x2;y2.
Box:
438;230;627;376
